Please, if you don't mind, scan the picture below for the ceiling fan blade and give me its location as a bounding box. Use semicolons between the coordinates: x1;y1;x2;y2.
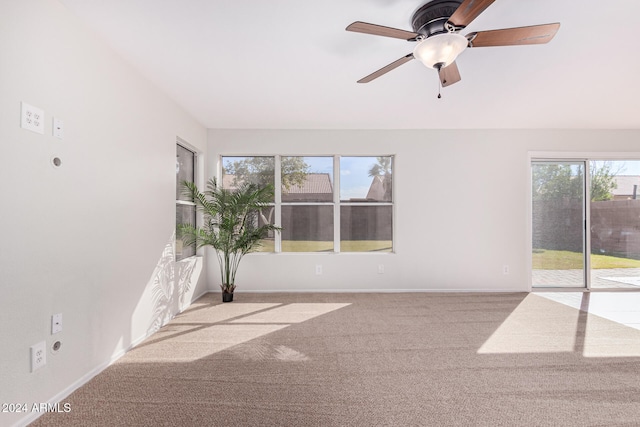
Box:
439;62;461;87
468;23;560;47
346;21;420;41
357;54;414;83
448;0;495;29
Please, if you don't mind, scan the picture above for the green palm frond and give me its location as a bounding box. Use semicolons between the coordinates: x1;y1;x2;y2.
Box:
180;178;281;290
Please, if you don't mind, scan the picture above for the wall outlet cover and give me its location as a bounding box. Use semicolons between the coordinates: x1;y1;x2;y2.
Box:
52;313;62;334
31;341;47;372
21;102;44;134
53;117;64;139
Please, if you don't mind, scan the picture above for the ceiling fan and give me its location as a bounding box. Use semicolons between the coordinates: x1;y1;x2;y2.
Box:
346;0;560;91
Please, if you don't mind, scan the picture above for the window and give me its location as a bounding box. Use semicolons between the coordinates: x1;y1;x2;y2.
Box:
176;143;196;260
221;155;394;253
281;157;334;252
222;156;276;252
340;156;393;252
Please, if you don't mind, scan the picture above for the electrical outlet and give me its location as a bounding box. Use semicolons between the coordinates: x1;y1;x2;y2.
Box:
503;265;510;275
31;341;46;372
21;102;44;134
378;264;385;274
315;264;323;275
51;313;62;334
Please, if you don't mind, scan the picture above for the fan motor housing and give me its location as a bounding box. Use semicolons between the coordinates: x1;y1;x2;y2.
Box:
411;0;462;37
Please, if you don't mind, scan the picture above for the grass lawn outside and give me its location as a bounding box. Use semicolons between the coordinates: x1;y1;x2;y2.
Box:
282;241;334;252
255;239;275;252
533;249;640;270
252;240;392;253
340;240;392;252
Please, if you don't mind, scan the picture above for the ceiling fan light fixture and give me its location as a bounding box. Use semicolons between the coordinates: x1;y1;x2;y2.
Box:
412;33;468;69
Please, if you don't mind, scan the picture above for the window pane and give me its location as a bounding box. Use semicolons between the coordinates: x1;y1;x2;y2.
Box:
282;156;333;202
254;206;277;253
340;206;392;252
176;145;195;201
222;156;275;202
340;156;392;202
176;204;196;260
282;205;334;252
590;160;640;289
531;162;585;288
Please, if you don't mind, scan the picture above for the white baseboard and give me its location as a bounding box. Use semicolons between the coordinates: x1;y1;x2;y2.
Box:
234;288;525;293
12;288;211;427
12;356;114;426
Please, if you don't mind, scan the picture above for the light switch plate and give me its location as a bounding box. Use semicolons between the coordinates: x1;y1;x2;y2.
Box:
21;102;44;134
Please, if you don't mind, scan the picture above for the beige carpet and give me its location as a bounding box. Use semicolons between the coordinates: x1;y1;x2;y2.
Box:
33;292;640;426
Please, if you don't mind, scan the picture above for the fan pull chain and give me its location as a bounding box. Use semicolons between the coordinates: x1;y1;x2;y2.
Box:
437;74;442;99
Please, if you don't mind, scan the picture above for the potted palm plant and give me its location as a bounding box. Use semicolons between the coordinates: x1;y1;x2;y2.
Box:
179;178;281;302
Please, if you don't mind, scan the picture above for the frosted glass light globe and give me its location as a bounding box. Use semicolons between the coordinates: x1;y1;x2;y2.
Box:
413;33;468;69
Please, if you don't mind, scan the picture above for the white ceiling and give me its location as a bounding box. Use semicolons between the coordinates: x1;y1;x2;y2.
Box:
59;0;640;129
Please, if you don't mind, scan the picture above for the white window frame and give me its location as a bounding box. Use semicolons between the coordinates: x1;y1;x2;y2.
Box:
220;154;395;254
338;155;394;254
280;155;336;253
176;141;198;261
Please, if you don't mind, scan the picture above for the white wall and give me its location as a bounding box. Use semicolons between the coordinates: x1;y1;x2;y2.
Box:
2;3;638;425
0;1;207;426
208;129;640;293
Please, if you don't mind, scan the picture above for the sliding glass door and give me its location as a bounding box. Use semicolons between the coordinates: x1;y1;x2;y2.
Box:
532;161;586;288
589;161;640;289
532;159;640;290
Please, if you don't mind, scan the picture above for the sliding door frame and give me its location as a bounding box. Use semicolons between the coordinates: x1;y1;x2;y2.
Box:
528;152;640;292
530;158;589;290
584;161;592;290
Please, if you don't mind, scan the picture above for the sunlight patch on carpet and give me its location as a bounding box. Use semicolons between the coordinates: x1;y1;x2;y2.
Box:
480;292;640;357
477;294;579;354
123;302;351;363
539;292;640;332
231;303;352;324
583;314;640;357
171;303;282;324
122;324;289;362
